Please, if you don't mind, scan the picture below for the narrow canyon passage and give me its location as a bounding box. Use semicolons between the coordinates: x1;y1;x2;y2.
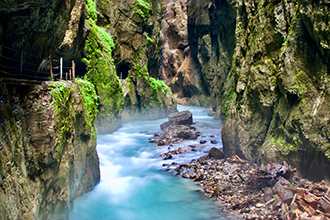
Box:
69;105;233;220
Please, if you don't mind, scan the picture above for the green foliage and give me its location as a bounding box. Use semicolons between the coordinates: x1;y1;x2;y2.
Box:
135;57;149;82
86;0;97;24
99;0;110;4
75;78;99;138
83;0;124;117
49;82;73;122
49;81;74;163
134;0;150;20
76;78;98;118
269;135;300;156
271;76;276;85
287;70;308;101
144;33;154;44
221;87;236;117
150;77;171;102
238;21;242;34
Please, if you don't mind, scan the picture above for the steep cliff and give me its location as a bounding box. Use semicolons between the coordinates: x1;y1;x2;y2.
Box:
221;0;330;182
0;0;177;218
0;80;100;219
161;0;330;182
160;0;236;107
0;0;177;133
81;0;177;133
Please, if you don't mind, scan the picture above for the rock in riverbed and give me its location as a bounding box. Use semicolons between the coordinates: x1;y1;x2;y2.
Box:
160;110;193;130
173;156;330;219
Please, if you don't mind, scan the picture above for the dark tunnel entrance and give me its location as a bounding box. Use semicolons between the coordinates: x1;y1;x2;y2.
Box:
116;63;130;79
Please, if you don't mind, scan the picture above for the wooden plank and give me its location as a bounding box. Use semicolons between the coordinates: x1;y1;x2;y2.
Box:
1;77;43;85
72;60;75;81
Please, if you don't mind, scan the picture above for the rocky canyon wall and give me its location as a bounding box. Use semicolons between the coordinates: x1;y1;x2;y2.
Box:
82;0;177;133
161;0;330;182
0;0;177;133
221;0;330;182
160;0;236;107
0;81;100;220
0;0;177;217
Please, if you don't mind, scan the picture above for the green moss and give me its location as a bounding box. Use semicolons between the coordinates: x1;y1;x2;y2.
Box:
83;0;124;118
86;0;97;24
75;78;99;138
99;0;110;4
268;132;301;156
221;87;236;117
150;77;171;103
49;81;74;163
238;21;242;34
134;0;150;20
144;33;154;44
271;76;276;85
293;70;308;100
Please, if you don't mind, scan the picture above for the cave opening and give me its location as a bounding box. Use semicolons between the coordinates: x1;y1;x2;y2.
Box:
116;63;130;79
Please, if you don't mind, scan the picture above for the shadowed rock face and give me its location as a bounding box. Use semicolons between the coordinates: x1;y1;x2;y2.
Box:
0;82;100;219
221;0;330;182
161;0;330;182
0;0;86;67
161;0;236;106
89;0;177;128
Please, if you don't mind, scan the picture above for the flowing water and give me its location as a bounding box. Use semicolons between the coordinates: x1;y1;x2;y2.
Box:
69;105;232;220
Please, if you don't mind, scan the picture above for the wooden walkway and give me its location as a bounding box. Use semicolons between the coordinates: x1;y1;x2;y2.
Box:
1;77;44;85
0;44;76;84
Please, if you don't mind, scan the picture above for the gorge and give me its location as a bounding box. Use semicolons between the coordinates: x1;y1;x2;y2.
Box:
0;0;330;219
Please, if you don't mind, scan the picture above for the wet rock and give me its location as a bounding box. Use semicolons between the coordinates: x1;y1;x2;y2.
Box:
181;168;197;179
273;176;291;194
273;195;283;210
204;107;213;113
200;140;207;144
157;140;166;146
160;121;174;130
263;187;274;202
160;110;193;130
177;130;193;139
163;154;172;160
210;139;217;144
169;111;192;125
207;111;216;117
207;147;223;159
319;199;330;213
278;187;293;204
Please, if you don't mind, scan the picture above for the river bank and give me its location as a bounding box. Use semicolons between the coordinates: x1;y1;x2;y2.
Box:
156;110;330;220
69;105;234;220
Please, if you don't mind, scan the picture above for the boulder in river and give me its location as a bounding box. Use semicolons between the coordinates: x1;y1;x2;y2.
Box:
210;139;217;144
160;110;193;130
207;147;223;159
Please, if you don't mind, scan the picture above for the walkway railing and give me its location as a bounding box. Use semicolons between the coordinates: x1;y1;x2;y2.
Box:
0;44;76;82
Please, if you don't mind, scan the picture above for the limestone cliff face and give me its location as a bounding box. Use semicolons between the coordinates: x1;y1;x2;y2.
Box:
0;82;100;220
0;0;177;133
160;0;236;106
161;0;330;182
89;0;177;129
221;0;330;182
